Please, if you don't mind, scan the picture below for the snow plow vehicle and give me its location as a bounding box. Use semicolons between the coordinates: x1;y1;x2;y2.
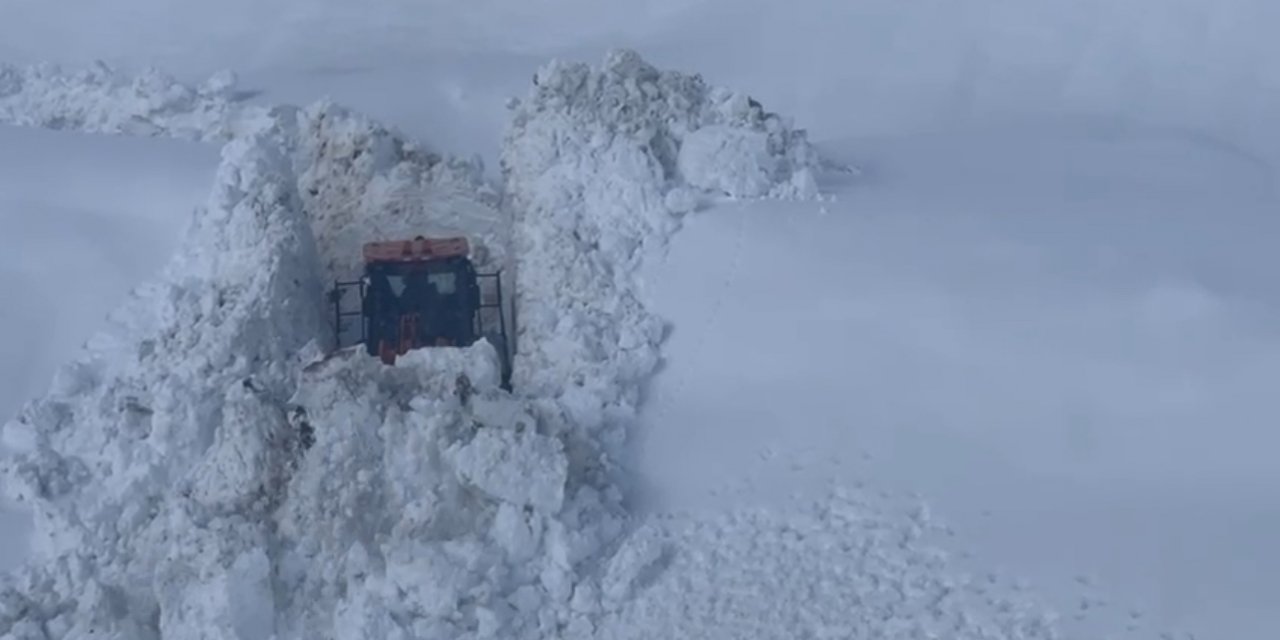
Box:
329;235;512;389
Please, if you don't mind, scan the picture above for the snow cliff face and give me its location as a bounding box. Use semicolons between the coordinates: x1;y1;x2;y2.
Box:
0;49;822;639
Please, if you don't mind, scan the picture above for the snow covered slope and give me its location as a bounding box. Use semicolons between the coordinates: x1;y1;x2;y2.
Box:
637;123;1280;639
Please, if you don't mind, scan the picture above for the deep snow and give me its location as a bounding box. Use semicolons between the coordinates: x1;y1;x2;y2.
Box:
636;123;1280;639
1;1;1278;638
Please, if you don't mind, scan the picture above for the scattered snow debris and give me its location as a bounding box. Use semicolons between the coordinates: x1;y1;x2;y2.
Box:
591;490;1064;640
448;428;569;512
0;60;243;141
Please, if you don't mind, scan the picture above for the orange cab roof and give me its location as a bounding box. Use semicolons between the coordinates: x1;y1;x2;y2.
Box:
363;236;470;263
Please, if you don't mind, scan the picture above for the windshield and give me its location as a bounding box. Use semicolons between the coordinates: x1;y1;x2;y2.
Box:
428;271;457;295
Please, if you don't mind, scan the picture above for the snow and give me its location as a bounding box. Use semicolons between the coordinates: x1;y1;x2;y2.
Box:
600;492;1067;640
0;49;826;639
636;123;1280;639
501;49;819;438
0;1;1278;639
0;124;217;574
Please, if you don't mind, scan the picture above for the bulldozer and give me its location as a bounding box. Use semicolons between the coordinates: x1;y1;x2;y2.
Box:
328;235;513;389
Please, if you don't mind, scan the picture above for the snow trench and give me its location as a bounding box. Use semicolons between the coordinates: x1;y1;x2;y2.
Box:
0;50;821;639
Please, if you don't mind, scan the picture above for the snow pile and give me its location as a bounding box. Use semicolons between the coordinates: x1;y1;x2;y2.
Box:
271;344;586;639
0;61;241;141
0;115;330;638
501;48;821;433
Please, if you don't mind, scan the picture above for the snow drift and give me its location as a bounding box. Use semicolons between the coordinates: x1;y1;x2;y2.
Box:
0;49;823;639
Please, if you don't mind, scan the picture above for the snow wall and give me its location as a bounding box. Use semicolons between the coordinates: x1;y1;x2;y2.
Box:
0;50;823;639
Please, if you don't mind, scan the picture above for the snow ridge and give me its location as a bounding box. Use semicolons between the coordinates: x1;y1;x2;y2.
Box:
0;61;241;141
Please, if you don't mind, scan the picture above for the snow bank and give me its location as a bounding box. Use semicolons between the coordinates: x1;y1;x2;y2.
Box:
497;50;823;599
0;113;329;638
501;48;820;435
0;61;241;141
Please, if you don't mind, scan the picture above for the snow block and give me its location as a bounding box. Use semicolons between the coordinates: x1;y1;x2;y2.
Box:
449;428;569;512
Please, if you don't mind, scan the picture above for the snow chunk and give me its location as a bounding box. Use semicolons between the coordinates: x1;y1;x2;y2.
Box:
187;382;302;513
600;524;667;611
679;124;817;198
449;428;569;512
